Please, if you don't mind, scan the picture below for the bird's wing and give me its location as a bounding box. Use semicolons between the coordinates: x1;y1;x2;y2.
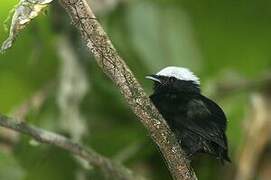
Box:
177;96;227;148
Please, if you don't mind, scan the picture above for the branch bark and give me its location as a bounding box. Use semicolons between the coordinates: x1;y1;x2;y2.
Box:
59;0;197;179
0;114;141;180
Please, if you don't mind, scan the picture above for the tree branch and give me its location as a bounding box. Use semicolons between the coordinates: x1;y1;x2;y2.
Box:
0;114;141;180
211;73;271;99
235;93;271;180
59;0;197;179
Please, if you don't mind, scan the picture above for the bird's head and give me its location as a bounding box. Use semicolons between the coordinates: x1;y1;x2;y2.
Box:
146;66;200;93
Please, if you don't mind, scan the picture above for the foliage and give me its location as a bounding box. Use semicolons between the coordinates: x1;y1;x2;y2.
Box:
1;0;271;179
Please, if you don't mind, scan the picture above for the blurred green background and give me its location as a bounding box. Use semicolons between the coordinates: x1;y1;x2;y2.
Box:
1;0;271;179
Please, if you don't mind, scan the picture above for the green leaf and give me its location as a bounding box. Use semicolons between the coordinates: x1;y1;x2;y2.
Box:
126;1;202;72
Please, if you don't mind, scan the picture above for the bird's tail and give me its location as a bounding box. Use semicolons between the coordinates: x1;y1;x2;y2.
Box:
220;149;231;165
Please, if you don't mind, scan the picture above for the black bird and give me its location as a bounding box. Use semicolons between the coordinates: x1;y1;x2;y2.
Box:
146;66;230;163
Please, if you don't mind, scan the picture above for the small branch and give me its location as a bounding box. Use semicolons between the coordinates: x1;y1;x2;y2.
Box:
57;36;89;141
11;81;54;120
0;82;54;150
0;114;142;180
212;73;271;99
235;93;271;180
113;141;143;163
59;0;196;179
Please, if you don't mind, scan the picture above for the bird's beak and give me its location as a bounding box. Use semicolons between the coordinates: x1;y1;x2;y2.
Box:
145;75;161;83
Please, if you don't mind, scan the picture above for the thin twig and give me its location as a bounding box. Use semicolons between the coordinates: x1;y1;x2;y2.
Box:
0;114;143;180
11;81;54;120
0;82;54;149
59;0;197;179
212;73;271;99
113;141;144;163
235;93;271;180
57;36;88;141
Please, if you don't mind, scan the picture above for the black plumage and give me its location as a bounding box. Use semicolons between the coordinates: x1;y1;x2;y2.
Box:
147;74;230;163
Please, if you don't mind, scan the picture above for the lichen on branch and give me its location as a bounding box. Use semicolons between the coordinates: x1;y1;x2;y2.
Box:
1;0;197;179
59;0;197;179
0;114;140;180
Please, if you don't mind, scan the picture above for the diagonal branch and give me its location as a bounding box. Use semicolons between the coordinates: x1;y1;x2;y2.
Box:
59;0;197;179
0;114;142;180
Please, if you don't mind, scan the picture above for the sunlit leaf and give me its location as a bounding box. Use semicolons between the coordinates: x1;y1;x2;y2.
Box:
1;0;53;53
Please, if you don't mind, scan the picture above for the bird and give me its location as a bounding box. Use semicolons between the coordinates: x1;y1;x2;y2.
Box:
146;66;230;163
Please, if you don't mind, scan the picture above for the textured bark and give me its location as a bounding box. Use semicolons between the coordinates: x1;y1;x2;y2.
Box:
59;0;197;179
0;114;141;180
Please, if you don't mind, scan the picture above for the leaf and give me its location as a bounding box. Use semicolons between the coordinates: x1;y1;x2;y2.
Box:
1;0;53;53
126;1;202;72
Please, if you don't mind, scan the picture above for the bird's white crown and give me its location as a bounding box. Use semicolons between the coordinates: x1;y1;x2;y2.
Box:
156;66;200;85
